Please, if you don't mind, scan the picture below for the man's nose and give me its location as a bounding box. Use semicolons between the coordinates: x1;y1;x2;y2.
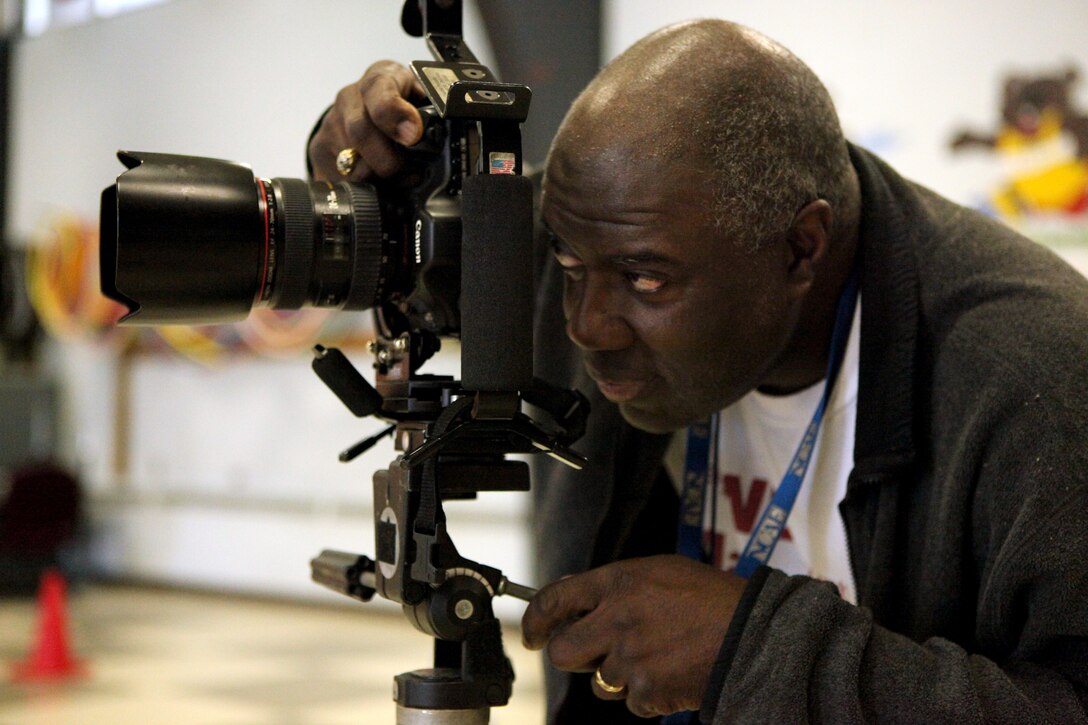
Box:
564;279;635;352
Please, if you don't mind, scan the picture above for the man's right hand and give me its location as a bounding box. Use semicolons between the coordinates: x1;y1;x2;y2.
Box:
308;61;426;184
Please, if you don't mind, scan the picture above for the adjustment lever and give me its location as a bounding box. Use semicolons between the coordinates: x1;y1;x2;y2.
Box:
313;548;538;606
497;577;537;602
340;424;396;463
312;345;383;417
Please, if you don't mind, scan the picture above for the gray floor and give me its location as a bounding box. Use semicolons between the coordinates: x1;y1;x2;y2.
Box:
0;583;544;724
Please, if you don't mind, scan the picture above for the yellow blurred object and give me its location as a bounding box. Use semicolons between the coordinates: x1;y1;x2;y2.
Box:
151;325;230;365
992;109;1088;217
25;214;130;341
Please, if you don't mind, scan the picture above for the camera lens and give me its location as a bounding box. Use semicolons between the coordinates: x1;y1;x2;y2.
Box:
258;177;385;312
100;151;397;324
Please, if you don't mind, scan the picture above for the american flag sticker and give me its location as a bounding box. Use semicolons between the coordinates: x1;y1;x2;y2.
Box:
489;152;516;175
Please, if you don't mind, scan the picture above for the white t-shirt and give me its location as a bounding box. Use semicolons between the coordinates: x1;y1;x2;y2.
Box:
665;302;860;603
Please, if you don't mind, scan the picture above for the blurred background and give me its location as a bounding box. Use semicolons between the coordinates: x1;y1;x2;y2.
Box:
0;0;1086;723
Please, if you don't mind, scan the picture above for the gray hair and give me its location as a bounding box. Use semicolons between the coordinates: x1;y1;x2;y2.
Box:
568;20;855;252
692;30;854;250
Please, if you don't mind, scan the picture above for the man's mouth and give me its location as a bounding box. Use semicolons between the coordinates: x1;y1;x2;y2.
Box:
596;380;650;402
585;365;654;403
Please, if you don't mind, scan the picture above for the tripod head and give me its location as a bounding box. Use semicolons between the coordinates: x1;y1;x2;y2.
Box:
310;335;588;720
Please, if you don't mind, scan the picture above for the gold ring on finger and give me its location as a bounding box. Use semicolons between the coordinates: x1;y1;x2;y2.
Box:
594;667;625;694
335;147;358;177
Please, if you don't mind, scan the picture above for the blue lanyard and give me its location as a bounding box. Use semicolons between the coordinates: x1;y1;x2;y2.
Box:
675;415;716;562
676;268;859;576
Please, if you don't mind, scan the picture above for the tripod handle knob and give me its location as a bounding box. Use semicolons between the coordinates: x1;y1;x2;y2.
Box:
310;550;377;603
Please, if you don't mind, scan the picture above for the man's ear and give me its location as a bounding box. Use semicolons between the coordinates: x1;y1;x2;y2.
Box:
783;199;833;294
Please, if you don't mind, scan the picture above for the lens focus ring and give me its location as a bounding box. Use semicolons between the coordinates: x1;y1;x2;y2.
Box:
342;183;383;310
273;177;316;309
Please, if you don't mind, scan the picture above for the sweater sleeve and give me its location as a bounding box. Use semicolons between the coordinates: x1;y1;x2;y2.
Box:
703;568;1088;724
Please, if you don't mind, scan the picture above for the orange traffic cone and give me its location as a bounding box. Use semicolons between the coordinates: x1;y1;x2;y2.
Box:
11;568;87;682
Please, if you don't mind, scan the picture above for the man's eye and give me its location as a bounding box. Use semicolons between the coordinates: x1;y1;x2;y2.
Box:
626;273;666;294
553;251;585;280
561;265;585;282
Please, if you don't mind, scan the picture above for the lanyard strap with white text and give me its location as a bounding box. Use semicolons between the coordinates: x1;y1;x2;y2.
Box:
675;414;718;562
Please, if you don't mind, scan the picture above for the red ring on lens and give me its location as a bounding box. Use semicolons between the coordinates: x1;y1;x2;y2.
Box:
256;178;272;303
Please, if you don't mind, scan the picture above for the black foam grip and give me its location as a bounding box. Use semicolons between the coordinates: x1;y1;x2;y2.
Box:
459;174;534;391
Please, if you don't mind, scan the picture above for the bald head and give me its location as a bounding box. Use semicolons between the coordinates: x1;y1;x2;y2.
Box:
551;20;857;250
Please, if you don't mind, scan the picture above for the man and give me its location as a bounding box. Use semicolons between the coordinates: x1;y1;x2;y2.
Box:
310;19;1088;724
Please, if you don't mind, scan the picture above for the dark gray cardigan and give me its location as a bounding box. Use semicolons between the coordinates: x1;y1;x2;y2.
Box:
530;146;1088;723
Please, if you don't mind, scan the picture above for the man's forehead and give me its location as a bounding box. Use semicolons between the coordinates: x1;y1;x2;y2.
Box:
546;137;646;178
547;220;687;269
544;134;693;199
544;149;708;216
540;165;674;230
541;181;722;271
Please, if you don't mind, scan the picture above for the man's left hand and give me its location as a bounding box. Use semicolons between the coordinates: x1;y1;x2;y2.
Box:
522;555;747;718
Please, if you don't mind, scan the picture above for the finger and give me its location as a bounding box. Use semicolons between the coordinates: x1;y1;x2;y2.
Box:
345;74;422;179
623;670;666;719
308;107;349;183
522;567;615;650
595;655;671;717
348;112;404;180
544;605;615;672
522;577;599;651
316;65;423;182
318;82;394;181
309;98;374;183
355;62;424;146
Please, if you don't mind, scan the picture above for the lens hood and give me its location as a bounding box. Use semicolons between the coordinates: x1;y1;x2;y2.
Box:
100;150;263;324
